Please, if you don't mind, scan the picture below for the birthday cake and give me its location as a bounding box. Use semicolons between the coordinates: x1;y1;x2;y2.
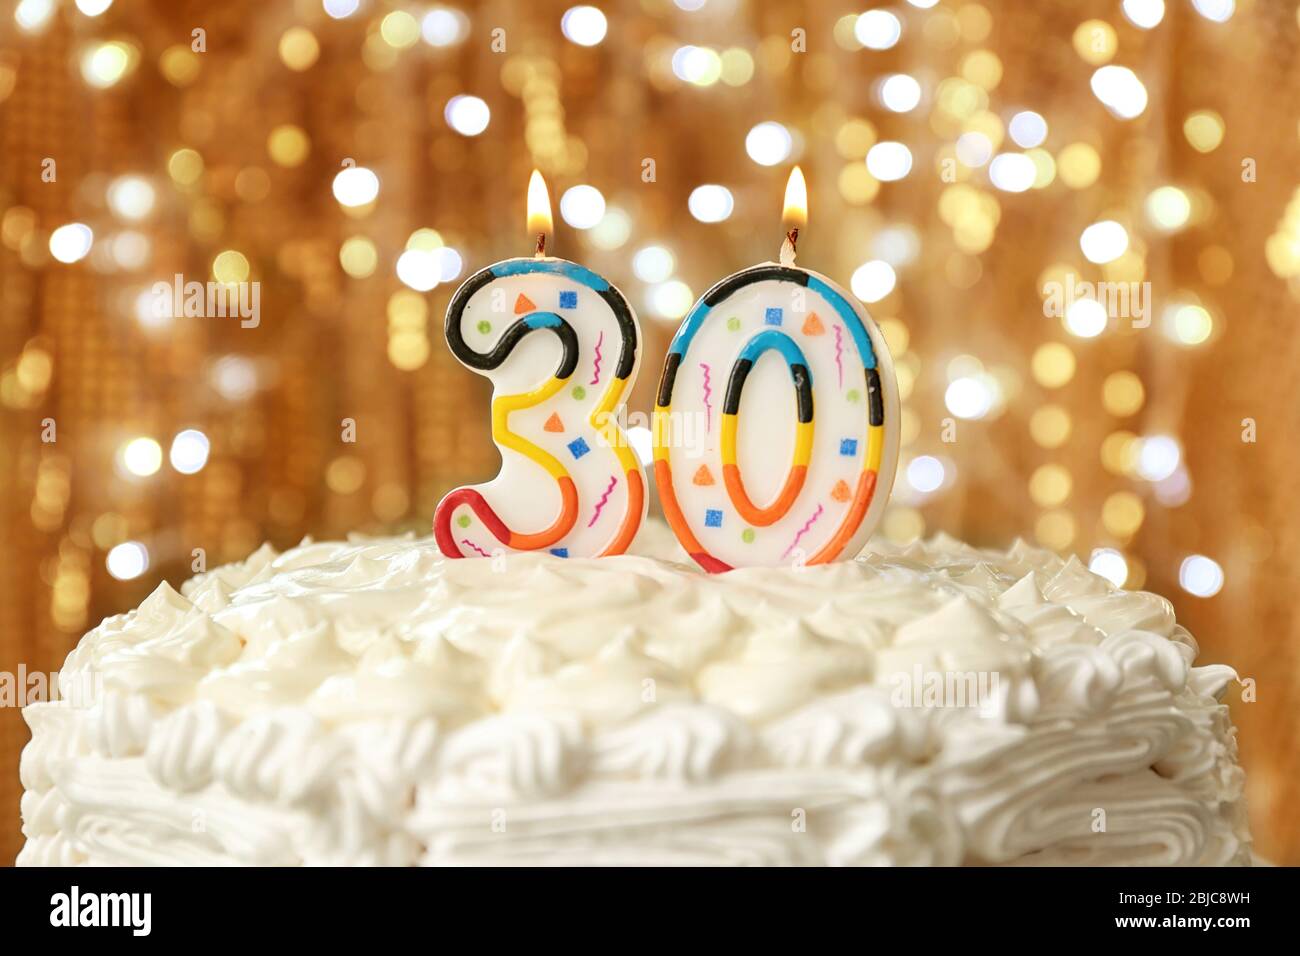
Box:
18;522;1250;866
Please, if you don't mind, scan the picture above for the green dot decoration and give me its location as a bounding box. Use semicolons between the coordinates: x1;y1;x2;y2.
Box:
572;385;586;400
742;528;756;543
476;320;492;335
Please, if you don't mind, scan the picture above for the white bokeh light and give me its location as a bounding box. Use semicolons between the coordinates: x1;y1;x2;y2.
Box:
49;223;94;263
589;207;632;250
850;260;897;303
332;167;379;207
107;176;156;220
421;7;468;44
106;541;149;581
1064;298;1108;338
560;184;607;229
323;0;360;19
907;455;945;494
1079;220;1129;264
444;95;490;136
15;0;55;33
119;436;162;477
438;246;464;281
879;74;922;113
745;122;793;166
1008;110;1047;148
396;249;441;291
688;185;735;223
955;132;993;168
633;245;674;283
169;429;211;474
1191;0;1234;23
1136;435;1181;482
626;425;653;466
672;45;722;86
649;280;694;319
1089;549;1129;588
1090;66;1148;120
75;0;113;16
1180;554;1224;597
561;6;608;46
866;141;913;181
1121;0;1165;29
854;10;902;50
945;376;994;419
988;153;1036;192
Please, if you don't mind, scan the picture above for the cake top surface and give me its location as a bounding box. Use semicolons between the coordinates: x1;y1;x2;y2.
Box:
56;520;1219;730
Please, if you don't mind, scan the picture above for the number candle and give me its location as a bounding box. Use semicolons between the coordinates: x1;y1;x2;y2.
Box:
653;167;900;571
433;171;646;559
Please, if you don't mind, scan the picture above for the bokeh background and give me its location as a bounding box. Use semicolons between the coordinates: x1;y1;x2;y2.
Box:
2;0;1297;865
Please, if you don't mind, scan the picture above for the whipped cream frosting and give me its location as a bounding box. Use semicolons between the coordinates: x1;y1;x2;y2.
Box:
19;522;1251;866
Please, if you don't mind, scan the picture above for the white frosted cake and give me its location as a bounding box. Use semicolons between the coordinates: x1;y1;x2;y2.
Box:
19;523;1250;866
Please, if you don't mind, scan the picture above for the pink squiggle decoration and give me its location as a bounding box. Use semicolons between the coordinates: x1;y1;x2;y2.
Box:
833;324;845;388
782;504;825;560
461;538;491;557
700;362;714;432
590;331;604;385
588;474;618;527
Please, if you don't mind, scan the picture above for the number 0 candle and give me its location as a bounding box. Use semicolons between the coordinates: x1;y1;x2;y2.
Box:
433;171;646;559
653;167;900;571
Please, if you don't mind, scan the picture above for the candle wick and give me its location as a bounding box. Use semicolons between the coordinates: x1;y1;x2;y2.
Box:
780;227;798;267
535;233;547;258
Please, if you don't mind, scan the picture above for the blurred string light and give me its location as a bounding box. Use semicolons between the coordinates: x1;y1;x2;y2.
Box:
878;74;922;113
988;153;1035;192
1089;548;1129;587
332;166;379;207
1135;434;1181;481
1184;110;1225;152
119;437;162;477
1180;554;1224;597
15;0;55;34
945;376;995;419
1090;66;1148;120
322;0;360;19
955;132;993;168
855;10;902;50
1164;302;1213;346
649;280;693;319
866;141;912;181
633;245;674;283
745;122;793;166
380;11;421;49
421;7;469;46
1122;0;1165;29
1146;185;1191;231
107;176;156;220
850;260;896;302
81;41;138;89
445;95;490;135
49;223;94;263
75;0;113;17
561;6;608;46
106;542;149;581
169;429;210;474
560;184;606;229
1191;0;1234;23
672;46;723;86
1064;298;1108;338
906;455;946;494
1008;111;1047;148
687;185;734;222
589;207;631;250
1079;220;1129;263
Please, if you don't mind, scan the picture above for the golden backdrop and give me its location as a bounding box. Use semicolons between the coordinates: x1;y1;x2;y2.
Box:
1;0;1297;865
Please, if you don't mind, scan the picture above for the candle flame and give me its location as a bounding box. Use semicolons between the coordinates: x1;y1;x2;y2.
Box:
783;166;808;230
527;169;553;239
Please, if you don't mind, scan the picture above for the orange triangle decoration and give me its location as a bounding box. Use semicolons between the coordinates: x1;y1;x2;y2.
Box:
802;312;825;335
692;465;715;486
830;479;852;502
543;412;565;433
514;293;537;314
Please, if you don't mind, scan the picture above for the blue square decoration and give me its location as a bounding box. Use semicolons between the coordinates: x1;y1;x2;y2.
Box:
567;437;591;459
840;438;859;456
705;509;723;528
764;307;783;326
559;290;578;309
550;547;569;558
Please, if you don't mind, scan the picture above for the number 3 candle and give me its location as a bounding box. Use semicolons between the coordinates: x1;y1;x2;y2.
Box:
433;171;646;559
653;168;900;571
